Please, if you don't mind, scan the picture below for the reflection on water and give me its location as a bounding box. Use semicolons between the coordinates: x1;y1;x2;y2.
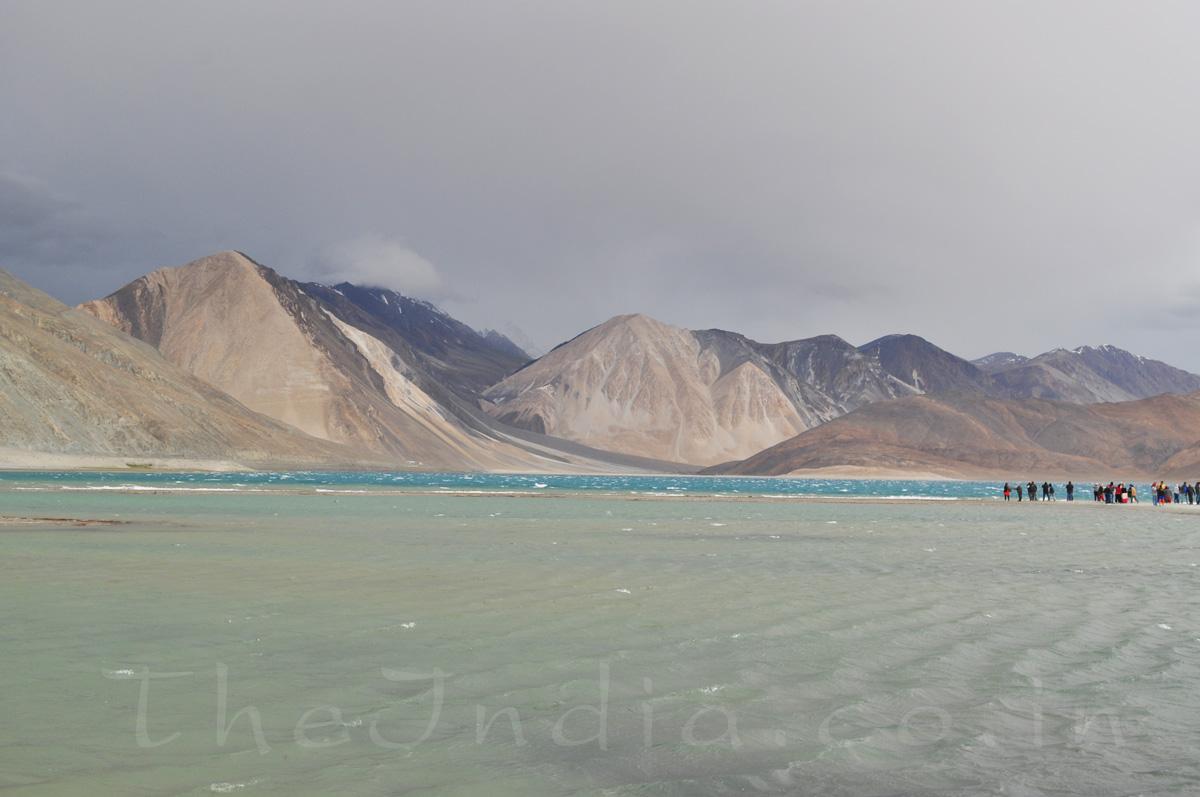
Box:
2;484;1199;795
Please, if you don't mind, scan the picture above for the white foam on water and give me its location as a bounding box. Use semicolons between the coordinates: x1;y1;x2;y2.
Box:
61;485;268;493
614;588;631;594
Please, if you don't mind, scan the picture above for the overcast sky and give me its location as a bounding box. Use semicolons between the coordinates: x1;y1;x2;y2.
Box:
3;1;1199;365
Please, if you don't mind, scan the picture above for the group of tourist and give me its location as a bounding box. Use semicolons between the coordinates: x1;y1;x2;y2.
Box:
1146;481;1200;505
1091;482;1136;504
1000;480;1200;505
1002;481;1071;501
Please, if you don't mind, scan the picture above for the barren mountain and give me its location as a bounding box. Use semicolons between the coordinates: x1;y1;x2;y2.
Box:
484;320;1001;465
484;315;824;464
972;352;1030;371
988;346;1200;403
487;311;1200;466
81;252;656;471
300;281;528;397
759;334;906;411
707;392;1200;479
856;334;992;395
0;269;362;468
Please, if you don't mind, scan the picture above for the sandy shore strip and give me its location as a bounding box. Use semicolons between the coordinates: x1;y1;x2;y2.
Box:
0;516;129;527
0;448;252;472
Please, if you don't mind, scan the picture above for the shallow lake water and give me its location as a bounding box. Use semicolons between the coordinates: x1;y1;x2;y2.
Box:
2;475;1199;795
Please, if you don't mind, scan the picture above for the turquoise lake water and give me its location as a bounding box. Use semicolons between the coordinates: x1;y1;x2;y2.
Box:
3;474;1199;795
0;470;1010;498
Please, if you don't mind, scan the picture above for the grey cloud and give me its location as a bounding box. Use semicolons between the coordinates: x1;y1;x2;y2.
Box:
0;173;104;266
1136;284;1200;332
1;1;1198;367
305;236;448;300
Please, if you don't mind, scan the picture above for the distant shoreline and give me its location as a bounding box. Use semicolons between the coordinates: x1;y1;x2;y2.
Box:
2;484;1190;509
0;459;1162;483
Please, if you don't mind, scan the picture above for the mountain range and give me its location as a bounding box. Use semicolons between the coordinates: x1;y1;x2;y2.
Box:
76;252;677;472
0;267;363;469
706;392;1200;480
484;315;1200;467
3;248;1198;476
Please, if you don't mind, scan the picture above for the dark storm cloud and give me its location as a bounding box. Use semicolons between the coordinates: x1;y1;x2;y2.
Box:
0;173;102;266
2;1;1199;366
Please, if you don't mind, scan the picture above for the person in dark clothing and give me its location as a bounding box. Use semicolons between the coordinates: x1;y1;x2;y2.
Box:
1028;481;1038;501
1049;483;1056;501
1042;482;1050;500
1016;484;1023;501
1066;481;1074;501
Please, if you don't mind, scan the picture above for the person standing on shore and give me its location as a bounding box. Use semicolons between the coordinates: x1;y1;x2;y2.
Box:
1066;481;1074;501
1029;481;1038;501
1003;483;1011;501
1017;483;1023;501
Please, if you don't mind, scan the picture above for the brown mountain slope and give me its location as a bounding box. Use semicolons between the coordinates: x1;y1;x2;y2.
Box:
483;314;817;465
80;252;667;472
0;268;364;468
707;392;1200;479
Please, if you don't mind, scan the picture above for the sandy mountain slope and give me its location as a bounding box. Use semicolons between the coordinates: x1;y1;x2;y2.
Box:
483;320;1001;466
81;252;667;472
707;392;1200;479
0;269;362;468
484;315;818;465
